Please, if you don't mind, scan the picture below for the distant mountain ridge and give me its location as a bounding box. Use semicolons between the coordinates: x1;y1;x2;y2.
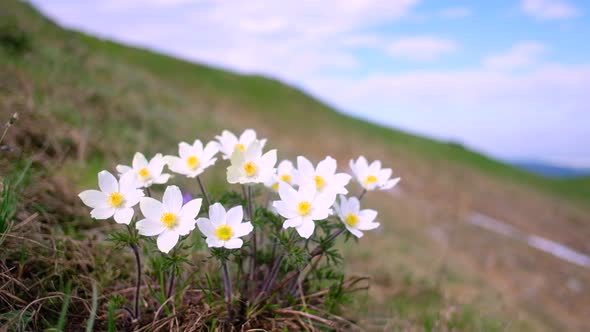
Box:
512;161;590;178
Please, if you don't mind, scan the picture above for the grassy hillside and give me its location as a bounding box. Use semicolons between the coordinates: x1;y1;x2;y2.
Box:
2;1;589;331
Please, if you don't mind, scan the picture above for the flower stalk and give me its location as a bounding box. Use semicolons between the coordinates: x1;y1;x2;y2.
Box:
126;225;142;321
197;175;210;207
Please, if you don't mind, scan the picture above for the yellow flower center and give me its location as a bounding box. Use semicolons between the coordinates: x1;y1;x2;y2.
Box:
216;224;234;241
235;143;245;152
271;182;279;191
364;175;378;186
297;201;312;216
186;156;200;170
280;174;292;183
314;175;326;191
244;161;258;177
160;212;178;229
344;213;359;227
108;192;125;208
138;167;151;179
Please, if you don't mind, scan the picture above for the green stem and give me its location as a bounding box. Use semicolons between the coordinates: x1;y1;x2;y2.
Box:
197;176;210;207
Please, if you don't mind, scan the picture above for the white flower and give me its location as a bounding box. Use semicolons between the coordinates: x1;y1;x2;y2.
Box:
333;195;379;238
349;156;400;191
227;140;276;184
78;171;144;224
166;139;219;178
196;203;253;249
137;186;202;253
272;180;334;239
296;156;351;197
116;152;170;188
216;129;267;160
265;159;298;192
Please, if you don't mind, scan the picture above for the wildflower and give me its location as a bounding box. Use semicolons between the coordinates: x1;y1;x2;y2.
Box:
333;195;379;238
272;180;333;238
227;140;276;184
216;129;267;160
116;152;170;188
196;203;253;249
166;140;219;178
137;185;202;253
296;156;351;196
78;171;144;224
349;156;400;191
265;159;297;192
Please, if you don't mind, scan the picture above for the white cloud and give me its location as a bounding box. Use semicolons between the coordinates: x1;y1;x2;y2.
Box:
439;7;472;19
483;41;547;69
387;36;457;61
307;63;590;159
521;0;579;20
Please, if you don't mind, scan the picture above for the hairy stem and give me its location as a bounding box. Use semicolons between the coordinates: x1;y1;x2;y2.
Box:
197;176;210;207
165;269;175;300
247;185;258;299
125;225;142;321
221;259;233;319
146;187;152;198
358;188;367;201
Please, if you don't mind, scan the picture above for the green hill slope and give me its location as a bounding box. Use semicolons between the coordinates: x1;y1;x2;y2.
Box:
2;1;589;331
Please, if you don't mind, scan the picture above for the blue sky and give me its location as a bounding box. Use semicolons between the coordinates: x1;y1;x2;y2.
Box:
31;0;590;167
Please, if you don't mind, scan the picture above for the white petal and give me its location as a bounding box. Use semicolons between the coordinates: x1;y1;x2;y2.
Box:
296;156;315;177
260;149;277;170
272;201;297;219
176;217;197;236
192;139;204;155
196;218;216;237
316;156;337;177
278;182;297;203
226;205;244;225
245;140;262;160
167;156;188;175
132;152;148;169
295;219;315;239
157;231;179;253
224;238;243;249
297;180;316;201
240;129;257;145
233;222;253;238
178;142;192;159
123;189;144;208
153;174;171;184
206;238;224;248
78;190;108;209
179;198;203;220
148;155;166;176
346;226;364;238
140;197;164;220
283;217;303;229
208;203;227;226
163;185;183;214
358;209;378;223
114;208;134;224
98;171;118;193
380;177;400;190
358;221;380;231
310;205;330;221
378;168;392;182
347;197;361;214
119;172;138;192
90;207;115;220
226;165;241;184
116;165;132;175
203;141;220;160
137;218;166;236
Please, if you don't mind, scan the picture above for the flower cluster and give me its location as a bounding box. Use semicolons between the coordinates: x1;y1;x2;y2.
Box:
79;129;400;253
